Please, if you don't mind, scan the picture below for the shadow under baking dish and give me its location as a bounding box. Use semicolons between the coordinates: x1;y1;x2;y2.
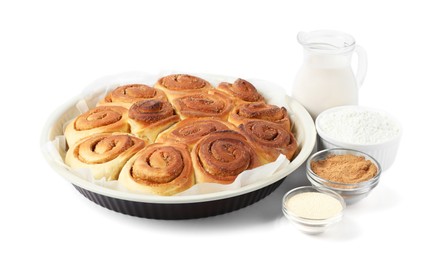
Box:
41;72;316;220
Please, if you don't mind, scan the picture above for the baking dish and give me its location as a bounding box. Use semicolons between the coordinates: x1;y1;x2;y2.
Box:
40;72;316;219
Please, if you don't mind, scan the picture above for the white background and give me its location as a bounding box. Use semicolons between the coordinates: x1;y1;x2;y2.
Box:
1;0;437;259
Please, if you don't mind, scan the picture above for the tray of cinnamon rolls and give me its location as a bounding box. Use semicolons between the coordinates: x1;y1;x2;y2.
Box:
41;72;316;219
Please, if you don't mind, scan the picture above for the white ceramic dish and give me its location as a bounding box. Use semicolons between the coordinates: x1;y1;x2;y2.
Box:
316;105;402;171
40;72;317;219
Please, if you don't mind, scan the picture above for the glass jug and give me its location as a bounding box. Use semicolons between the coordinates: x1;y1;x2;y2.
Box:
292;30;367;120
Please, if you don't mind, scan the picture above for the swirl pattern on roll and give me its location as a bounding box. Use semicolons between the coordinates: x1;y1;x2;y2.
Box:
157;74;209;90
239;120;298;162
99;84;167;108
128;99;180;142
191;130;261;184
118;143;195;196
229;102;291;131
65;133;145;180
129;99;175;123
63;74;299;194
156;118;233;148
65;106;129;147
218;78;264;103
154;74;212;101
74;106;125;130
172;90;233;120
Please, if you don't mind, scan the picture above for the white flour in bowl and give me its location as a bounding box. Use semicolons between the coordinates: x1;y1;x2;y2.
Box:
286;192;343;219
318;107;400;145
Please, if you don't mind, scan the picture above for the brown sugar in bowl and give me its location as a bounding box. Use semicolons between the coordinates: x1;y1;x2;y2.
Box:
306;148;381;205
310;153;378;184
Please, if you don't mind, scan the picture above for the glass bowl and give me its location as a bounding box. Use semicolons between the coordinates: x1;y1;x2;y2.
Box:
282;186;346;234
306;148;382;205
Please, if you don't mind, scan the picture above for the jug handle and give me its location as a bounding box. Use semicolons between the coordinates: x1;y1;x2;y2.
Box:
355;45;368;87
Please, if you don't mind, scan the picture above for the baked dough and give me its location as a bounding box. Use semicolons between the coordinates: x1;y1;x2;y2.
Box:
238;120;298;162
63;74;299;193
118;143;195;196
156;117;235;149
127;99;180;143
191;130;262;184
154;74;212;101
64;106;129;148
98;84;167;109
65;133;145;180
217;78;264;104
228;102;291;131
171;89;233;120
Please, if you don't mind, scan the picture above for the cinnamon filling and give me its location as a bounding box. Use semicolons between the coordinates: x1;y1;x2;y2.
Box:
219;78;263;102
76;135;137;164
168;119;230;144
159;74;207;90
245;121;288;147
237;102;287;121
110;84;157;102
131;146;187;184
75;107;124;130
174;91;232;118
197;131;255;179
129;99;175;123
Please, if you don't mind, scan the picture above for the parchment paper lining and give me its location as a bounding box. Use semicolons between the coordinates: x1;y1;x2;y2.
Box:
44;71;293;196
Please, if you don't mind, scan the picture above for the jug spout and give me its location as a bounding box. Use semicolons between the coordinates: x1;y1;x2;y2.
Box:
297;30;356;54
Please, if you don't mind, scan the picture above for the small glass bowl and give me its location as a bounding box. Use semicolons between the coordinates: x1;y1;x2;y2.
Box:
306;148;382;205
282;186;346;234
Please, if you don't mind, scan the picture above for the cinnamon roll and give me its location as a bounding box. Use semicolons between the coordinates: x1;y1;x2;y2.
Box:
172;89;233;120
239;120;298;162
64;106;129;147
118;143;195;196
98;84;167;109
228;102;291;131
191;130;262;184
154;74;212;101
217;78;264;104
65;133;145;180
128;99;180;143
156;118;235;149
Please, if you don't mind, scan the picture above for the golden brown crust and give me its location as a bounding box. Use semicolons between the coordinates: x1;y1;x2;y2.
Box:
128;99;180;142
228;102;291;131
65;133;146;180
156;117;235;149
64;106;129;147
239;120;298;162
217;78;264;104
63;74;298;193
191;130;262;184
154;74;212;101
128;99;175;124
98;84;167;109
171;89;233;120
157;74;209;91
118;143;195;195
